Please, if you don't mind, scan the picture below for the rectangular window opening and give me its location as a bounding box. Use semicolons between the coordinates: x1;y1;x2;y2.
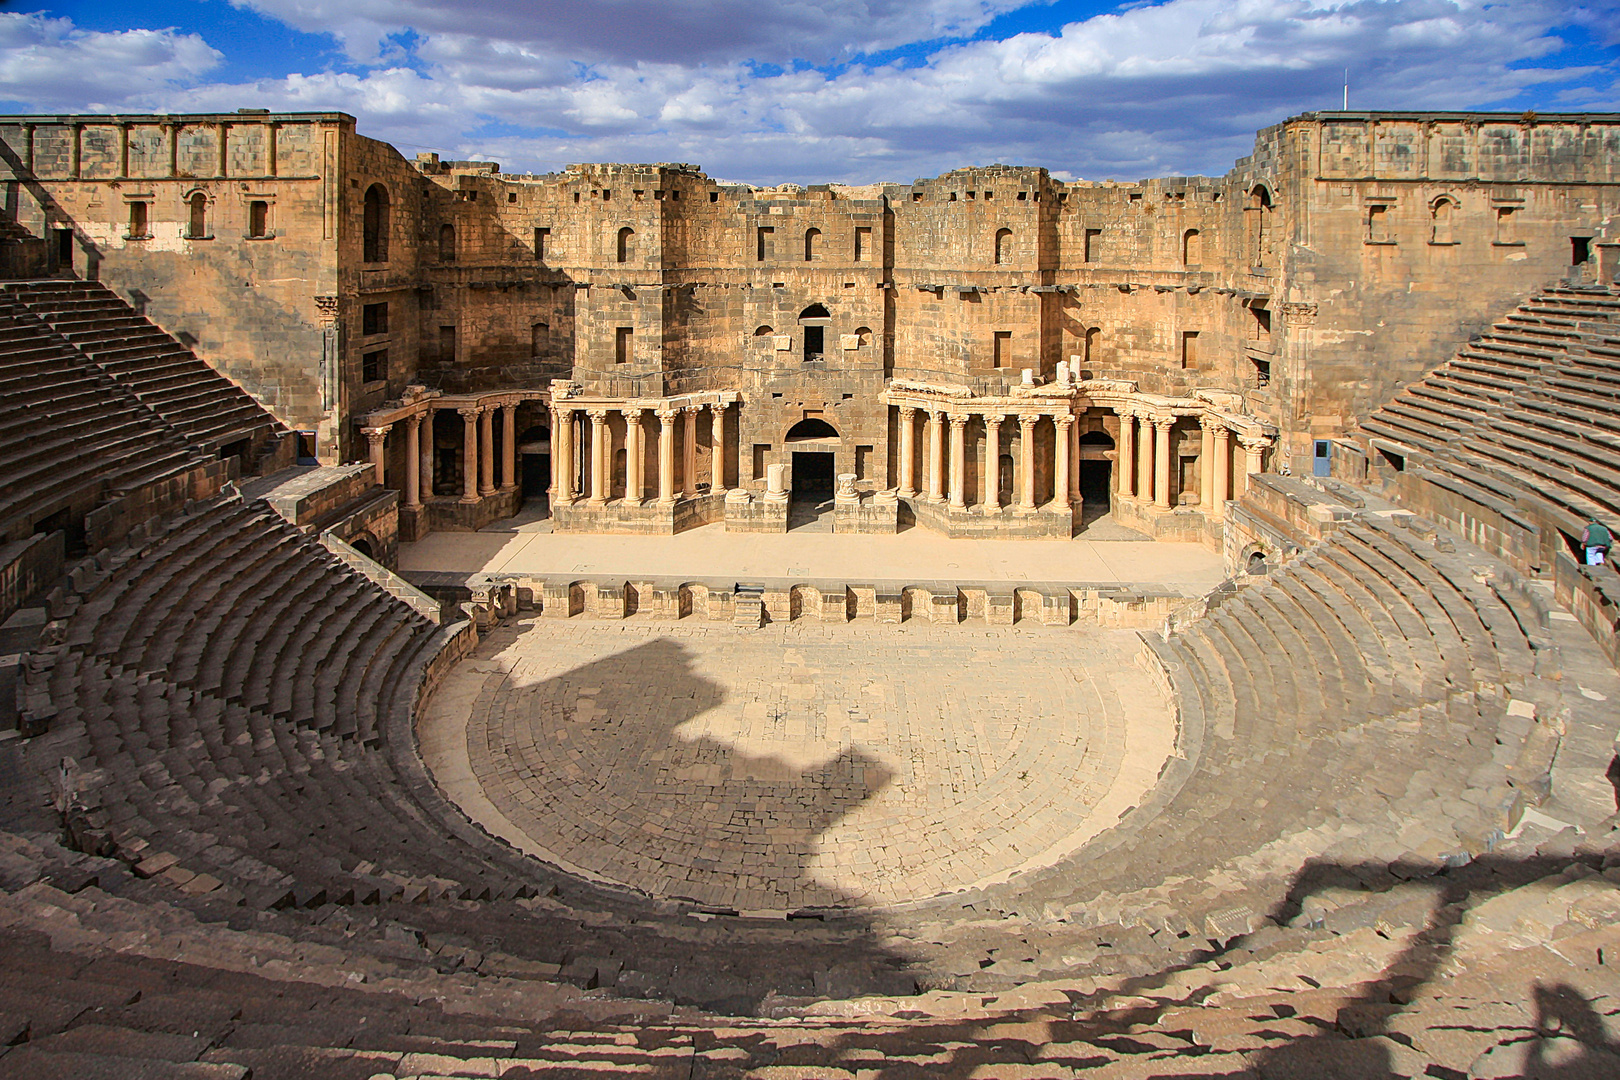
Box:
1180;330;1199;370
128;201;149;239
615;326;633;365
438;325;457;363
362;302;388;336
854;226;871;262
752;444;769;480
992;330;1012;369
534;226;550;261
362;348;387;383
1251;357;1271;388
756;226;774;262
248;200;269;238
803;325;824;362
1378;447;1405;473
1573;236;1593;265
1084;228;1101;264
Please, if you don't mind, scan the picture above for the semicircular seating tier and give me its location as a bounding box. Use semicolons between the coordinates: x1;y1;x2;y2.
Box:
23;494;545;910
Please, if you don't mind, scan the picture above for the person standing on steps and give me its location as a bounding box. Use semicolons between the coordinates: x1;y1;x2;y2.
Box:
1582;518;1612;566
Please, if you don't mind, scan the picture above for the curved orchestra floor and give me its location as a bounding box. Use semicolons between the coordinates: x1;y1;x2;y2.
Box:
419;618;1176;913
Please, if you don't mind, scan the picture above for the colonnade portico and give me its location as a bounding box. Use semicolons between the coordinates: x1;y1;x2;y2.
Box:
1110;402;1270;519
884;383;1274;538
549;391;741;511
361;386;544;538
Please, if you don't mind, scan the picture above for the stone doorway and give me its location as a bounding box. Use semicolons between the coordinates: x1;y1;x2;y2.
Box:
789;450;835;532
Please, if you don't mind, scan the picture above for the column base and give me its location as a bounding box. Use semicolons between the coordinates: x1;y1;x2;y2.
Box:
459;495;481;505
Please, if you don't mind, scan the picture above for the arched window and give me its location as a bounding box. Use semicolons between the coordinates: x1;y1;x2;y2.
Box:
798;304;830;363
1430;197;1457;245
187;192;209;239
616;226;634;263
1084;326;1101;365
362;184;388;262
438;223;456;262
1182;228;1201;266
994;228;1012;265
1246;185;1272;266
531;321;549;355
803;227;820;261
853;325;873;347
785;417;839;441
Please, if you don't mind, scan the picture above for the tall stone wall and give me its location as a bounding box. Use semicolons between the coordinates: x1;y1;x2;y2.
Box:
3;108;1615;486
0;113;346;455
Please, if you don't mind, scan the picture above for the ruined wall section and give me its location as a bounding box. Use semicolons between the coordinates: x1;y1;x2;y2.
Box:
1227;112;1620;469
0;112;345;454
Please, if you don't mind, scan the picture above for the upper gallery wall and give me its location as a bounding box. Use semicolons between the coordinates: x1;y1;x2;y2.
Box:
1;110;1614;470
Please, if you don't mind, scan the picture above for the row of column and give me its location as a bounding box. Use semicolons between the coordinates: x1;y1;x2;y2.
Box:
895;407;1076;513
1113;412;1264;517
552;402;726;506
362;400;521;509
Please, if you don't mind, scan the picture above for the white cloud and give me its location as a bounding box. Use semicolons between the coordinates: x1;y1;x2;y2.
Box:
2;1;1613;184
0;12;223;111
232;0;1040;65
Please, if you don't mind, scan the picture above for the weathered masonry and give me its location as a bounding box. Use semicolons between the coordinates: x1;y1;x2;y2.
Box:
2;109;1615;542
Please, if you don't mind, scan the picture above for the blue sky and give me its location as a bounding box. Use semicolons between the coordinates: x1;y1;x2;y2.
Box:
3;1;1617;183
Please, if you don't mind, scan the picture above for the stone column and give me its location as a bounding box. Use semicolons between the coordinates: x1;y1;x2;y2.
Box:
1018;415;1037;511
587;409;610;505
948;414;968;509
403;414;422;509
925;411;944;502
897;407;917;498
1238;434;1268;496
459;408;479;503
710;403;726;494
625;409;644;505
1199;418;1216;509
1068;413;1082;504
657;409;677;504
983;414;1002;511
1212;426;1231;520
363;426;388;487
683;407;698;498
1115;410;1134;498
420;407;436;500
500;404;517;490
1054;415;1073;511
1154;418;1172;510
479;407;496;496
552;407;572;502
1136;415;1153;504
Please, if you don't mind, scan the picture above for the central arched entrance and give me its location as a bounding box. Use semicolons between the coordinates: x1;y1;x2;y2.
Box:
518;423;551;511
784;417;838;531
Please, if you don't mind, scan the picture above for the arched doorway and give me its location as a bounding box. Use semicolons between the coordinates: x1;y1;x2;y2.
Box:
351;536;375;560
1077;429;1114;523
785;416;838;531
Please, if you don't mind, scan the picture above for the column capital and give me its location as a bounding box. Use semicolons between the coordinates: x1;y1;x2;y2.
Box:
586;408;611;423
361;426;390;440
1018;413;1038;429
948;413;969;429
457;406;480;420
1214;425;1233;442
1236;432;1274;451
403;412;422;429
984;412;1006;426
655;408;679;424
1055;414;1075;429
899;405;918;420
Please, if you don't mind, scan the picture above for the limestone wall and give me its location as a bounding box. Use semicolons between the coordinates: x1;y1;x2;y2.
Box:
0;113;346;453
